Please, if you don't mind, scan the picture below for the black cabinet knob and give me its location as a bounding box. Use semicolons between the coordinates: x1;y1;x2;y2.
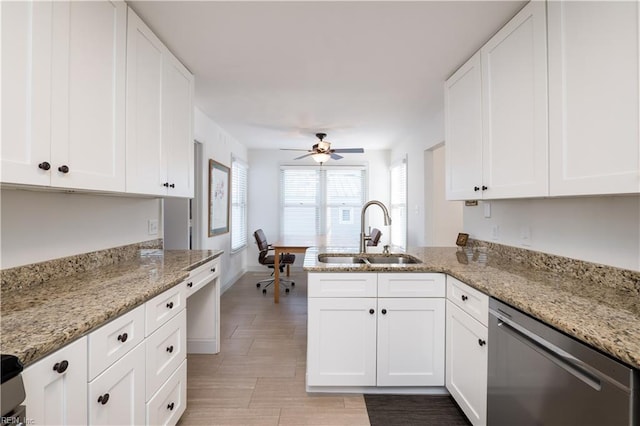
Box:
211;267;216;273
478;339;486;347
482;185;488;191
473;186;480;192
117;333;128;343
38;162;51;171
163;182;169;187
167;402;175;411
169;183;175;188
166;345;174;353
166;302;174;309
381;309;387;315
97;393;110;405
369;309;375;315
187;282;193;288
461;295;468;301
58;165;69;173
53;360;69;374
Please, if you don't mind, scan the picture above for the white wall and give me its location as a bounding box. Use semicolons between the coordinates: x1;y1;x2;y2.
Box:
194;107;249;290
464;196;640;271
391;110;445;247
0;189;162;269
247;149;390;269
428;144;464;246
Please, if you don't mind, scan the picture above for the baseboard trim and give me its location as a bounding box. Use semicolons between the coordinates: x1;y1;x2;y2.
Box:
305;384;449;395
222;268;246;294
187;338;218;354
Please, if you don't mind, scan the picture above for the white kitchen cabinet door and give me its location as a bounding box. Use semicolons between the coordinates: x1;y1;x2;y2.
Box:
377;298;445;386
446;301;488;426
125;7;166;196
444;52;483;201
481;0;548;199
88;342;146;426
50;0;126;192
307;297;377;386
22;337;88;426
548;1;640;196
1;1;53;186
146;360;187;426
162;52;194;198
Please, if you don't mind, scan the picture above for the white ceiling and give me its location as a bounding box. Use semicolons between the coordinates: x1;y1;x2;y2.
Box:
129;1;526;152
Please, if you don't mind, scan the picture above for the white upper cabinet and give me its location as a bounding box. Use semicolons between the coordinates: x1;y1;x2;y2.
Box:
126;7;194;198
445;1;548;200
50;0;127;191
1;0;126;192
445;52;483;200
548;1;640;195
1;1;53;186
481;0;548;199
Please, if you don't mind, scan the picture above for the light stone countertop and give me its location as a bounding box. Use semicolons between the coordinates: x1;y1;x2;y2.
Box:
0;249;223;367
303;246;640;370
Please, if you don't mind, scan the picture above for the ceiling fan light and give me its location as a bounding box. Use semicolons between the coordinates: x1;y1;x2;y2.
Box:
312;153;331;163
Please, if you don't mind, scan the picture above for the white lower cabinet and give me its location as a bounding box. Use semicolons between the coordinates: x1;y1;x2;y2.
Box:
88;342;146;425
22;337;88;425
146;360;187;426
445;279;489;426
307;272;446;389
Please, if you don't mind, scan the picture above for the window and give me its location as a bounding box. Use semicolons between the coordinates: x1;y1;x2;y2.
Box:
390;159;407;249
280;166;366;246
231;157;248;251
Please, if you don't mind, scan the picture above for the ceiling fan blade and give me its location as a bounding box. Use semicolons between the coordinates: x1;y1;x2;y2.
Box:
280;148;311;152
332;148;364;153
330;153;344;160
294;153;315;160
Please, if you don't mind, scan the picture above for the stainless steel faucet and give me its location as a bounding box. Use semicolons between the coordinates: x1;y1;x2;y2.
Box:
360;200;392;253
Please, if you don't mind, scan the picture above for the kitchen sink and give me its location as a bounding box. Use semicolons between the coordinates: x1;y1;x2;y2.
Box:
317;253;422;265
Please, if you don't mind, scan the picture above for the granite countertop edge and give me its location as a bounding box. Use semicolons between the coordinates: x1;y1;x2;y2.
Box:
1;249;224;367
303;246;640;371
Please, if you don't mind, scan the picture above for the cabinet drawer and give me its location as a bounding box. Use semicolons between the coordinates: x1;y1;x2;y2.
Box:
145;284;186;336
447;276;489;327
88;342;145;426
308;273;377;298
88;305;145;381
146;309;186;400
378;273;445;298
146;359;187;426
186;258;219;297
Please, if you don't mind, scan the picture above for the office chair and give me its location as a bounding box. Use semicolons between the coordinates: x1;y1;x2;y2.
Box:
368;228;382;246
253;229;295;294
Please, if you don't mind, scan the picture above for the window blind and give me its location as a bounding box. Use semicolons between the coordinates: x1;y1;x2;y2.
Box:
231;157;248;251
280;166;366;246
390;159;407;249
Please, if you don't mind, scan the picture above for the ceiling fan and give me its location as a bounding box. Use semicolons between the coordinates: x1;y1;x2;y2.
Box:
282;133;365;164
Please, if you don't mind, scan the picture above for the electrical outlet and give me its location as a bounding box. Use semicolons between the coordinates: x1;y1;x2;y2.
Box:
520;226;531;246
491;225;500;240
148;219;159;235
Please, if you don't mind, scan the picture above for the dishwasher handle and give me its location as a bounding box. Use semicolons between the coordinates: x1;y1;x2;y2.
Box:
493;312;603;391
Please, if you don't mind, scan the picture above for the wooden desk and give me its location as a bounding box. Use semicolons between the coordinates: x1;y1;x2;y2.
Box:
272;236;325;303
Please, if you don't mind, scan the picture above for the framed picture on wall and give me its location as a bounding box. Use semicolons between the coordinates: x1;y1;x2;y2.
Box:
209;159;230;236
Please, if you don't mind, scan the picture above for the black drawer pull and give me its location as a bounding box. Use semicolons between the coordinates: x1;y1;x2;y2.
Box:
473;186;480;192
381;309;387;315
369;309;375;315
167;402;175;411
166;302;174;309
166;345;174;353
58;165;69;173
117;333;128;343
98;393;110;405
169;183;175;188
211;267;216;273
461;295;468;301
187;282;193;288
38;161;51;170
482;185;488;191
163;182;169;187
478;339;486;347
53;360;69;374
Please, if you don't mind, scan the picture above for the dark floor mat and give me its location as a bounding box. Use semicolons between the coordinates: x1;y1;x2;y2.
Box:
364;394;472;426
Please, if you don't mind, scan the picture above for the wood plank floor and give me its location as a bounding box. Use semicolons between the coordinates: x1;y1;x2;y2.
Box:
178;270;371;425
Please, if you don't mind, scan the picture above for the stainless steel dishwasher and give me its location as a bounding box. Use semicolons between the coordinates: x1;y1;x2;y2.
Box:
488;298;638;425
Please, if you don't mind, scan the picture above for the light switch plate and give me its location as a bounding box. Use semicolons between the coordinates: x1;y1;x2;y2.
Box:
148;219;159;235
484;202;491;218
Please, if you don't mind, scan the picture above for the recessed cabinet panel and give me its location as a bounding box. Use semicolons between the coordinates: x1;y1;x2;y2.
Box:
146;359;187;426
145;284;186;336
548;1;640;195
447;276;489;327
481;0;548;198
0;1;52;186
444;52;483;201
378;273;445;298
145;310;186;400
50;0;126;192
308;273;377;298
